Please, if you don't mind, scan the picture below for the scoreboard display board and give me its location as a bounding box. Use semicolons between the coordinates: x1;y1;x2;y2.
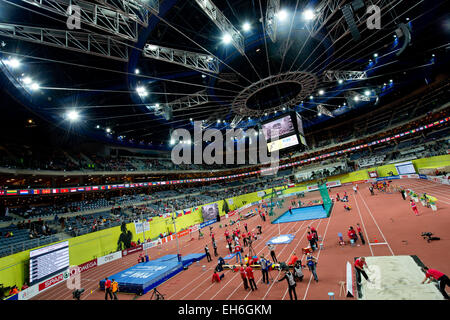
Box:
29;241;69;285
261;111;307;152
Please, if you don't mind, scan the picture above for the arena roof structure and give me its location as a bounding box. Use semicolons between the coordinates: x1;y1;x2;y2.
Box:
0;0;449;151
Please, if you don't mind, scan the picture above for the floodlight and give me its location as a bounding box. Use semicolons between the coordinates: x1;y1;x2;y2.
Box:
303;9;315;21
222;33;232;44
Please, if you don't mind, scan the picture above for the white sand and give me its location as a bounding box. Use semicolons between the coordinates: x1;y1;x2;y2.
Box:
359;255;444;300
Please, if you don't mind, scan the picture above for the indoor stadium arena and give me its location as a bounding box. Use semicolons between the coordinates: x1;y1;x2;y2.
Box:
0;0;449;307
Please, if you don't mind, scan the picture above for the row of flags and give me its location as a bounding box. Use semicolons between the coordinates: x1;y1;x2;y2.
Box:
1;117;447;197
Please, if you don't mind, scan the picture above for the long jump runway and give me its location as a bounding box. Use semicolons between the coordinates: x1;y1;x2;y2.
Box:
33;179;450;300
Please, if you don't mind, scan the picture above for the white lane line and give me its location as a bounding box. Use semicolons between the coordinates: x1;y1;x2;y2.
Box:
354;192;374;256
358;192;395;256
368;242;388;246
302;204;335;300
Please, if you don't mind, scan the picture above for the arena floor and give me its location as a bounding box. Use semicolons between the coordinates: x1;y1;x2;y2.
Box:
32;178;450;300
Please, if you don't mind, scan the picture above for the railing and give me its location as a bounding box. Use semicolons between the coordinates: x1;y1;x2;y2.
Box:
0;235;59;258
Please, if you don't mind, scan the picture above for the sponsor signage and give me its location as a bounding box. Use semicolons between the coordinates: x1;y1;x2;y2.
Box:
199;219;215;229
38;270;70;291
78;258;98;273
122;245;143;256
97;251;122;266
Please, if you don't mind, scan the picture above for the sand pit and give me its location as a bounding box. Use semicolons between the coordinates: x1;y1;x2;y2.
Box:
359;255;445;300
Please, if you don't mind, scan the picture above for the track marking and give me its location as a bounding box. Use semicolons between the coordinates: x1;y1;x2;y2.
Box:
281;219;324;300
368;242;388;246
357;191;395;256
302;203;334;300
211;218;299;300
354;192;374;256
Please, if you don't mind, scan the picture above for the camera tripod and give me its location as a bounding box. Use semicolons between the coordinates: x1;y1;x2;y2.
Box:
150;287;165;300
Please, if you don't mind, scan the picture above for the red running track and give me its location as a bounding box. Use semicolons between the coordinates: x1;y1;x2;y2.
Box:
33;179;450;300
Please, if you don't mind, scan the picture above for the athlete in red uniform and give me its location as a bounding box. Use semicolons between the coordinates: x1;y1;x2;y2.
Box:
410;199;419;216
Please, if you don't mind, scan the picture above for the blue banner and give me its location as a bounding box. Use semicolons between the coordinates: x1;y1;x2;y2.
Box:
419;174;428;180
199;219;216;229
376;175;400;181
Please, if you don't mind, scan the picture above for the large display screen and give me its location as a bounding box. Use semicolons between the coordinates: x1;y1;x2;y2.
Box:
267;134;299;152
394;161;416;175
261;116;295;141
29;241;69;285
202;203;219;221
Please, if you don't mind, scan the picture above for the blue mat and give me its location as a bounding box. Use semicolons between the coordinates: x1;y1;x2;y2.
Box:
224;253;236;260
273;205;328;224
266;234;295;245
99;253;205;294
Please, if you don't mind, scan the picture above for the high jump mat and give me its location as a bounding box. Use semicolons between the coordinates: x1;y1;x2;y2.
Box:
272;205;328;224
99;253;206;295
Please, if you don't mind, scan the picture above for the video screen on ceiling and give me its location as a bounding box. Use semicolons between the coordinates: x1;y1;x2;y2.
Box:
202;203;219;221
267;134;299;152
261;115;295;141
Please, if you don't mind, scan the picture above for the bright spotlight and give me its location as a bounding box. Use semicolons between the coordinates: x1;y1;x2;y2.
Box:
136;86;148;97
302;9;315;21
189;118;193;121
222;33;232;44
170;139;175;145
201;74;206;78
338;79;343;84
276;10;288;21
318;89;324;95
242;22;251;32
4;57;20;69
135;69;140;74
309;95;314;100
217;119;221;123
354;96;360;102
373;53;378;58
106;128;111;133
364;90;371;96
30;82;40;91
22;77;32;85
96;125;100;129
147;45;158;50
67;110;80;122
317;112;322;116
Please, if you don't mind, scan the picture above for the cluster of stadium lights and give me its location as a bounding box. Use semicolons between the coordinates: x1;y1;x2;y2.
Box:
2;57;41;91
221;8;315;44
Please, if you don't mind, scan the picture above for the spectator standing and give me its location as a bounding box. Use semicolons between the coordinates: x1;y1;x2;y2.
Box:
278;270;297;300
356;223;366;245
205;245;212;262
260;254;270;284
268;243;278;263
104;277;113;300
239;263;249;290
111;279;119;300
245;265;257;291
306;253;319;282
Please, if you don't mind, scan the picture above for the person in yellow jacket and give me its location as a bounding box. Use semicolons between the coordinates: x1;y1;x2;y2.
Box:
111;279;119;300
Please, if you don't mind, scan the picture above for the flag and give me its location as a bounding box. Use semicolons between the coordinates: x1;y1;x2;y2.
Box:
183;209;191;215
